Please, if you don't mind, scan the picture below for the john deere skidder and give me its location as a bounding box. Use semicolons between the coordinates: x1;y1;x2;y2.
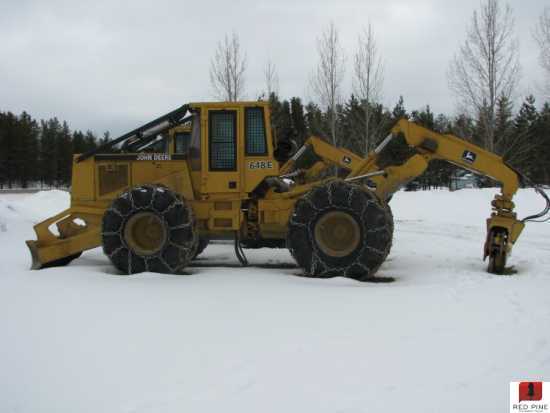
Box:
26;101;549;280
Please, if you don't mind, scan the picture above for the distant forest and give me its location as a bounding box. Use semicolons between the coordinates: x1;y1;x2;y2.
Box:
0;92;549;189
0;112;109;188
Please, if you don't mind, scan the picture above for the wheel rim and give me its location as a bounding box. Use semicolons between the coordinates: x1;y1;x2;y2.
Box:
314;211;361;257
488;231;507;274
124;212;167;256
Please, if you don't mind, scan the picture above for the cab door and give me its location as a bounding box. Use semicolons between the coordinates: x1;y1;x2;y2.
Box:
202;109;241;195
243;105;279;192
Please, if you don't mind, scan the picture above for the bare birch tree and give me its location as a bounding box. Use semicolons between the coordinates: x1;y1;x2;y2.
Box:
264;58;279;98
310;22;345;146
209;32;247;101
448;0;520;153
353;23;384;154
534;7;550;97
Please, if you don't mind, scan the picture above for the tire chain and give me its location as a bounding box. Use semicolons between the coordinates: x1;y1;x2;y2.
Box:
101;185;197;274
288;180;393;280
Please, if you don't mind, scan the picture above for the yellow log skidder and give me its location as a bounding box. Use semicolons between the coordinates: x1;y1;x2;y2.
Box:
26;101;550;280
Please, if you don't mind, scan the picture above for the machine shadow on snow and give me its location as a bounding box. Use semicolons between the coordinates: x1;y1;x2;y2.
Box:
74;252;395;282
190;261;298;270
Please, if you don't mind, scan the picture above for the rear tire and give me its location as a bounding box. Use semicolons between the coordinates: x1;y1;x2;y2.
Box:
101;185;197;274
287;181;393;281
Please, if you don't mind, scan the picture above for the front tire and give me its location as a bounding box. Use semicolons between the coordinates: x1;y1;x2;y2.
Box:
287;181;393;281
101;185;197;274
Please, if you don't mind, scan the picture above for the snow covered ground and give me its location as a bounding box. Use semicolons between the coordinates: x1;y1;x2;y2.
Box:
0;188;549;413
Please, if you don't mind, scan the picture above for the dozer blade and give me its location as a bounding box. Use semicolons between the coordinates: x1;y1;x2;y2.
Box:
26;239;85;270
26;240;44;270
25;208;102;270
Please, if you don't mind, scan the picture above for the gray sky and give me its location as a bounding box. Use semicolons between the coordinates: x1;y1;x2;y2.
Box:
0;0;547;137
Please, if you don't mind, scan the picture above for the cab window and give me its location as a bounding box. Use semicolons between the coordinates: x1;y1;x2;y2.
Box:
209;111;237;171
245;107;267;156
174;131;191;154
136;135;166;153
148;137;166;153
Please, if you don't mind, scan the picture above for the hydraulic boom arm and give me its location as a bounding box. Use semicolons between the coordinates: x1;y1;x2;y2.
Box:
351;119;528;274
390;119;519;197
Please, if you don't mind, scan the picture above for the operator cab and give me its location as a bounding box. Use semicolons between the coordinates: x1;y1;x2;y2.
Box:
187;101;279;197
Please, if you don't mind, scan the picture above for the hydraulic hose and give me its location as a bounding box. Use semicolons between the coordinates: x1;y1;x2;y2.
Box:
519;174;550;223
521;185;550;223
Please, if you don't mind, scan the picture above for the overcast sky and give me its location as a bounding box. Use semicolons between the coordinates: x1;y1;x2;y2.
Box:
0;0;547;137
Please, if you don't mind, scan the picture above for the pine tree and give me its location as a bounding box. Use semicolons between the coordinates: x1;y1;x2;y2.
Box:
305;102;327;139
0;112;6;188
0;112;18;188
362;100;392;153
40;118;61;187
17;112;40;188
72;130;86;154
472;106;489;148
494;95;514;155
410;105;435;129
278;100;294;144
507;95;540;177
434;114;452;133
268;93;284;142
451;114;473;142
100;131;111;146
84;131;97;152
373;103;392;135
533;103;550;183
56;121;73;186
339;95;363;154
392;96;408;120
290;98;307;147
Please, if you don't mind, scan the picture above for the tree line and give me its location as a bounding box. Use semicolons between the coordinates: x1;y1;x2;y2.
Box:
1;92;549;190
0;111;108;188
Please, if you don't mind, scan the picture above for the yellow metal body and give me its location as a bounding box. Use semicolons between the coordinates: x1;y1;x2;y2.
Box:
383;120;524;259
27;104;525;272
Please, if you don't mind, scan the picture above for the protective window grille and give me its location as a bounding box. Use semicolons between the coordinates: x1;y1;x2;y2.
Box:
174;132;191;154
245;108;267;155
209;111;236;170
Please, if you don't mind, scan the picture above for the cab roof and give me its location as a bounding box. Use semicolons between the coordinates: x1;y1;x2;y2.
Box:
189;101;270;110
